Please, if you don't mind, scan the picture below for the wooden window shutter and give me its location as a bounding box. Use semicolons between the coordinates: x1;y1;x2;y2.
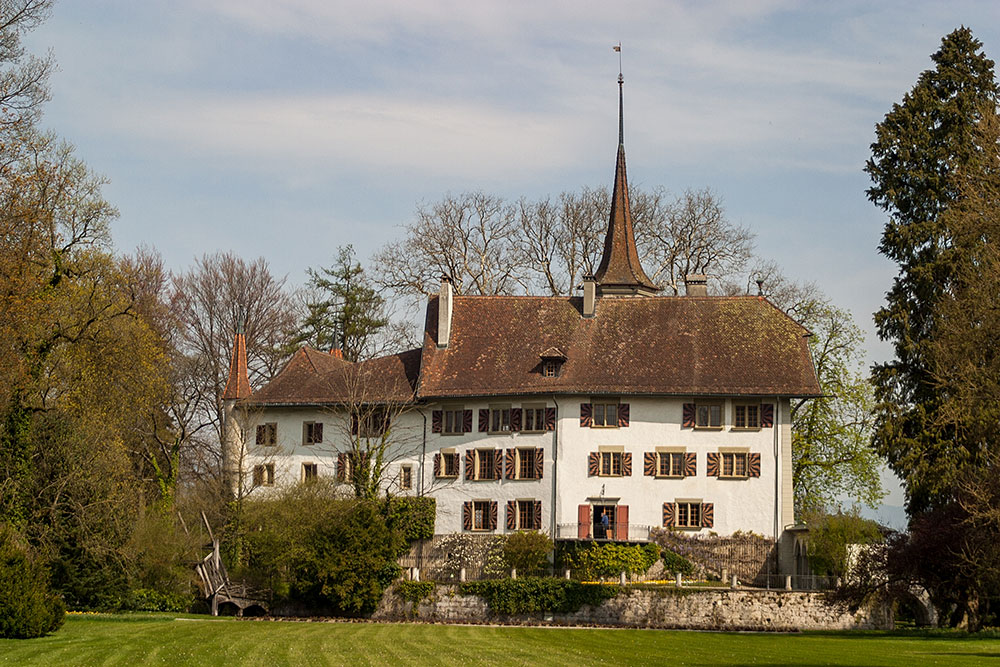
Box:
748;452;761;478
465;450;475;480
351;413;359;436
701;502;714;529
622;452;632;476
479;409;489;432
662;502;675;528
489;501;498;530
506;500;517;530
462;409;473;432
493;449;502;480
505;449;516;479
706;452;720;477
618;403;630;427
432;410;442;433
255;425;265;445
533;500;542;530
302;422;308;443
544;407;556;431
433;453;441;477
761;404;774;428
616;505;629;540
337;453;347;482
462;501;472;531
510;408;522;431
534;448;544;479
580;403;592;427
587;452;599;476
684;452;697;477
682;403;696;428
578;504;591;539
643;452;656;476
314;422;323;442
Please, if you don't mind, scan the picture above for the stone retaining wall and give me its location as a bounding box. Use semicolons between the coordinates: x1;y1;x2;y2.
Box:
374;584;892;631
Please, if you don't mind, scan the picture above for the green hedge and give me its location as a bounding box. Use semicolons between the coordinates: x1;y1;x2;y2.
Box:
661;549;695;576
459;578;620;615
557;542;660;580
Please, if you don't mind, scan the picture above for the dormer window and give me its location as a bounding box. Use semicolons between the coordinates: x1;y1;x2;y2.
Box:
539;347;566;378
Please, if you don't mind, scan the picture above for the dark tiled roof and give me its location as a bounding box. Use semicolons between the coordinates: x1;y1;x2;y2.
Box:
417;295;820;399
247;347;421;406
222;332;251;400
593;144;657;293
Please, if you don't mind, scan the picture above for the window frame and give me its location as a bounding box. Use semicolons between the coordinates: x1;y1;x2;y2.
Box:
732;403;761;430
521;404;547;433
442;406;465;436
474;448;497;481
301;462;318;482
720;451;750;479
399;464;412;490
694;403;723;430
516;447;538;480
675;500;702;529
440;450;460;478
472;500;492;531
657;451;685;478
252;463;275;487
302;421;323;445
256;422;277;447
542;361;560;378
599;449;624;477
488;404;512;434
516;499;539;530
357;407;390;439
590;399;620;428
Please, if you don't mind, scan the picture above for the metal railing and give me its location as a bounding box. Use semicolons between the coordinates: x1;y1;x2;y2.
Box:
555;523;654;542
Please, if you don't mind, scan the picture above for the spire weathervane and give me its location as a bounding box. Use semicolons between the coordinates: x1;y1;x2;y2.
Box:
614;43;623;145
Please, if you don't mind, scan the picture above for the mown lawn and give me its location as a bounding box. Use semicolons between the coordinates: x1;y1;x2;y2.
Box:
1;613;999;666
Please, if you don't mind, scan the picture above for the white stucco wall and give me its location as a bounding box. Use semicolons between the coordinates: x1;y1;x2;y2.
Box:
238;394;793;541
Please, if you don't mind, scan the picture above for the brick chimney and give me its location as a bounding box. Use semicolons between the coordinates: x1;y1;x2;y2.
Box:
684;274;708;297
330;348;343;359
437;275;454;348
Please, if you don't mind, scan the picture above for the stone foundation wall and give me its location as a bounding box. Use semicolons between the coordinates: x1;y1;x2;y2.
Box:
374;584;892;631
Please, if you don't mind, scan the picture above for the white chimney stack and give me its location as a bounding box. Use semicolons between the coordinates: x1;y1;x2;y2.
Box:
582;275;596;318
437;275;454;348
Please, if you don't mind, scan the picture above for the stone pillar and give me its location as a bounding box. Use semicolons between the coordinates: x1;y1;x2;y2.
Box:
675;572;682;588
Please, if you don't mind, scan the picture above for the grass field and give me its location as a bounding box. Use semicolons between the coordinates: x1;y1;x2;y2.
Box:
2;613;999;666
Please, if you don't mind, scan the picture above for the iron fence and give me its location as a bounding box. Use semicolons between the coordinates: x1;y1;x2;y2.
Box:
555;523;654;542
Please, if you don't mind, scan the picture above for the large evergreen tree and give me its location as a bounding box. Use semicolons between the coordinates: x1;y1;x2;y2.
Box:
866;26;1000;512
295;246;389;362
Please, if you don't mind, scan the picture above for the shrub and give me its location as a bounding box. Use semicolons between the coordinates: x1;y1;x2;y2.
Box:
0;525;65;638
557;542;660;580
396;581;435;605
804;509;882;577
460;578;619;614
503;531;553;574
386;496;436;545
661;549;695;576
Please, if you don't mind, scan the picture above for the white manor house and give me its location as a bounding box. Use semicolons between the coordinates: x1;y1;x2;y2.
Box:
220;81;821;572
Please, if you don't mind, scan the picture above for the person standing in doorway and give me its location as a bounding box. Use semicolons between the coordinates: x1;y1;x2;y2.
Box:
600;509;610;540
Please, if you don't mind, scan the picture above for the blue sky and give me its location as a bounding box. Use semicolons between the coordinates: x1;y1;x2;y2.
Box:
25;1;1000;523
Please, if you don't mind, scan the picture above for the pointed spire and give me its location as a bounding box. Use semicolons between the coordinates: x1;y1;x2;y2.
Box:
222;326;251;400
593;64;658;296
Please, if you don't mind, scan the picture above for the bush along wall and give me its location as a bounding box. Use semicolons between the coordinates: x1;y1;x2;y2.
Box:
556;542;660;580
459;578;620;615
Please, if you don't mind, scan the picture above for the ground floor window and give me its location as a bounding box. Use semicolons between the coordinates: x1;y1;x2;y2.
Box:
517;500;538;529
252;463;274;487
400;465;412;490
473;501;491;530
301;462;318;482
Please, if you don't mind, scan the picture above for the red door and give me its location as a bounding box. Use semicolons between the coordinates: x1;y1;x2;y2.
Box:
616;505;629;542
578;504;591;539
